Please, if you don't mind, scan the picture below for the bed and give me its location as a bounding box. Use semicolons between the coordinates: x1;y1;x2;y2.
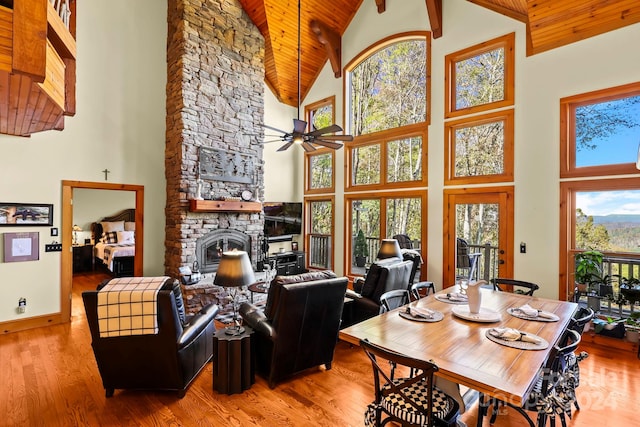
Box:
91;208;136;277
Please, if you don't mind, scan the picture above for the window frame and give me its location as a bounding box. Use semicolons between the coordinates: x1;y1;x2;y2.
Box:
444;33;515;119
560;81;640;178
444;109;514;185
304;96;336;194
304;195;336;271
345;125;428;192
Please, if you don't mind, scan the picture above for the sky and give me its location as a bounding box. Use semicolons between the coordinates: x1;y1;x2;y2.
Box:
575;100;640;167
577;190;640;216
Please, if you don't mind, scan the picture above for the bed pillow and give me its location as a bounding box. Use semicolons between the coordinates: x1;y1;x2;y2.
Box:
102;232;118;244
116;231;135;244
101;221;125;233
124;221;135;231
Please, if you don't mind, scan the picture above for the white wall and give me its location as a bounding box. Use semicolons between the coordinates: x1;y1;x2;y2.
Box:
0;1;167;322
263;0;640;298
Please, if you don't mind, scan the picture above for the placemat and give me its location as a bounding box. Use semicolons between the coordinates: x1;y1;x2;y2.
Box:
399;309;444;323
485;330;549;350
507;308;559;322
434;294;468;305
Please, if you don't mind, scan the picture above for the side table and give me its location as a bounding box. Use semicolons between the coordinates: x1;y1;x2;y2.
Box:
248;282;268;303
212;326;254;394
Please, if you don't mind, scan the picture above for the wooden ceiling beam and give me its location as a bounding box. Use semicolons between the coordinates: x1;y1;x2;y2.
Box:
310;19;342;78
466;0;529;23
375;0;385;14
425;0;443;38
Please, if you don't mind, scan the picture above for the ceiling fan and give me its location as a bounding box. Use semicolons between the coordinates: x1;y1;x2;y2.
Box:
262;0;353;152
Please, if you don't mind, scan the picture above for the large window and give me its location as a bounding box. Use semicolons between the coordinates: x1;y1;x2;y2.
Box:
345;32;430;192
445;33;514;119
560;82;640;178
347;33;429;135
344;32;430;279
560;82;640;301
305;196;335;270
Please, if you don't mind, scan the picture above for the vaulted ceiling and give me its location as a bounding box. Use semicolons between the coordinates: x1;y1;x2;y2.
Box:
237;0;640;108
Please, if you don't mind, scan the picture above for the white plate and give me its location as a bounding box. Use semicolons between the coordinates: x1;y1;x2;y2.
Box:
451;306;502;323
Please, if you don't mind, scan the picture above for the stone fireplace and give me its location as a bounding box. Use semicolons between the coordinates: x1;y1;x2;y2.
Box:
164;0;265;280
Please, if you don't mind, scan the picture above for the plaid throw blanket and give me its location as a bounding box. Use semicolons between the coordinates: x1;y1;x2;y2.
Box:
97;276;169;337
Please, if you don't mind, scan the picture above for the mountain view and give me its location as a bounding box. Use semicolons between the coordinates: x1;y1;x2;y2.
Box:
592;214;640;252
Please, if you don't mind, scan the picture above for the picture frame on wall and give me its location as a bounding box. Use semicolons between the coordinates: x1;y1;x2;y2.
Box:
3;232;39;262
0;203;53;226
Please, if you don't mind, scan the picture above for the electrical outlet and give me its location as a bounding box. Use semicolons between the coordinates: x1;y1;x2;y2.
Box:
45;243;62;252
18;298;26;314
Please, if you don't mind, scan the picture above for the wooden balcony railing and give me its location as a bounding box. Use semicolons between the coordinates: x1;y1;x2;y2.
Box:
0;0;76;136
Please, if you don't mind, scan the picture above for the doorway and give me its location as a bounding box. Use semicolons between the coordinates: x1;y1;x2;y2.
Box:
443;186;514;287
60;181;144;322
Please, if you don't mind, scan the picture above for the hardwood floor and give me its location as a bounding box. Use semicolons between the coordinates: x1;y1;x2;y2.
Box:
1;272;637;426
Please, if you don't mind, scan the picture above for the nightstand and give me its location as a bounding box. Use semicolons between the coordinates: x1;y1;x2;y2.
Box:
72;244;94;273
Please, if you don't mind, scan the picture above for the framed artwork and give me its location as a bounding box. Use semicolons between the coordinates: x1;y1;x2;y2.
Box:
0;203;53;226
291;241;298;251
3;232;39;262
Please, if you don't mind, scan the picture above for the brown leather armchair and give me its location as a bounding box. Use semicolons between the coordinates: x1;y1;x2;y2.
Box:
347;259;413;326
82;279;218;398
239;270;348;388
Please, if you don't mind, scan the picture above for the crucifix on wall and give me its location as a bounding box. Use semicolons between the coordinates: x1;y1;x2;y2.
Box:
102;169;111;181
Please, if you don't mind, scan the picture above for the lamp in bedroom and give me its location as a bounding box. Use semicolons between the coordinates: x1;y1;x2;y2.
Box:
72;224;82;246
376;239;402;260
213;250;256;335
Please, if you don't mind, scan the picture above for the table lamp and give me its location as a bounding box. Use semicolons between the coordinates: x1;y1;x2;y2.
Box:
72;224;82;246
213;250;256;335
377;239;402;260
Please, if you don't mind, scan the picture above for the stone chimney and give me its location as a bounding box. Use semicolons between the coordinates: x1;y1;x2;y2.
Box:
165;0;265;278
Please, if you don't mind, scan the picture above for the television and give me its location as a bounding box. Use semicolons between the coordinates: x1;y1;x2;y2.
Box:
263;202;302;241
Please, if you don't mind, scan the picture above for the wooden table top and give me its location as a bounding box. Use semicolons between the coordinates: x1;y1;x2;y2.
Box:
339;286;577;405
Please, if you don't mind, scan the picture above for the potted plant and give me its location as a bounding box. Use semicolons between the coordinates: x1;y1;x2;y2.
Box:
574;250;603;293
354;229;369;268
625;312;640;343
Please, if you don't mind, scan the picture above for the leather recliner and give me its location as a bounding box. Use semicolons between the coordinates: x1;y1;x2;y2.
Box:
348;259;413;326
239;270;348;388
82;279;218;398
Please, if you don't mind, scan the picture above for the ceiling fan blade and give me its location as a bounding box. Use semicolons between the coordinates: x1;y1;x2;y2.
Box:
293;119;307;133
277;141;294;152
264;124;290;134
263;139;286;144
314;134;354;141
301;141;317;152
313;140;344;150
307;124;343;136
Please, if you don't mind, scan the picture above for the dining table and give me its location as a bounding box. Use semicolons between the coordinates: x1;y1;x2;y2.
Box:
339;285;578;423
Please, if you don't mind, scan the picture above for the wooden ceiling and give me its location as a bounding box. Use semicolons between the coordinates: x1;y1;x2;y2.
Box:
238;0;640;108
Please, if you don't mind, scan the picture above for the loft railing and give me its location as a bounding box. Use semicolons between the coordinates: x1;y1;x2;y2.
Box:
49;0;72;28
308;234;332;269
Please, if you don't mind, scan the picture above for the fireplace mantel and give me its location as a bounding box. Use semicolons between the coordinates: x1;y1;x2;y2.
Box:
189;199;262;213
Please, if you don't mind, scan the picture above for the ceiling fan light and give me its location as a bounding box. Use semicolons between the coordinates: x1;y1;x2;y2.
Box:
293;135;304;144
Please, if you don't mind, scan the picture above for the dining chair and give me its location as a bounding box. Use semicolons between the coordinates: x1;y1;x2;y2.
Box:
490;277;540;296
360;338;460;427
410;281;435;300
486;329;582;427
379;289;410;314
561;306;594;416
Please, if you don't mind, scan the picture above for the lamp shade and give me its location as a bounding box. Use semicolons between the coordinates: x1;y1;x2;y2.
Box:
213;250;256;288
72;224;82;232
377;239;402;260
